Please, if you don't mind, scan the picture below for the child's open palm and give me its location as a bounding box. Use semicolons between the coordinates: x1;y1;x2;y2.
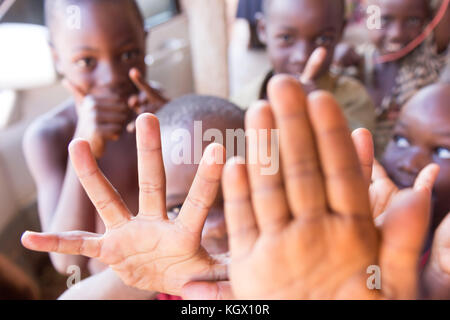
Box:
183;76;432;300
21;114;227;296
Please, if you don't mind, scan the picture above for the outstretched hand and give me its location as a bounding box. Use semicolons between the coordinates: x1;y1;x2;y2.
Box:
183;75;432;300
21;114;227;296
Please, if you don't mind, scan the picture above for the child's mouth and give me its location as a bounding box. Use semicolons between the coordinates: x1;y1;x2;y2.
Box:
391;172;415;190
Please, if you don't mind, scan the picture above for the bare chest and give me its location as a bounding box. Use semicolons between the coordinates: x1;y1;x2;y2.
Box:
96;134;139;215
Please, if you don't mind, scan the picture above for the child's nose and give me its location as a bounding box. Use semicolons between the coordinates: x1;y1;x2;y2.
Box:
386;21;404;41
96;61;128;88
398;148;430;175
290;41;314;68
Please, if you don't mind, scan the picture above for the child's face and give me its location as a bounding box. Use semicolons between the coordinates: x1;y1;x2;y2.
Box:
382;84;450;231
368;0;429;55
162;128;228;255
258;0;344;78
51;0;147;101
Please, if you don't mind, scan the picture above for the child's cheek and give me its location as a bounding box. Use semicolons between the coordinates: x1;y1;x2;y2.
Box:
66;69;95;94
269;48;293;74
381;144;399;173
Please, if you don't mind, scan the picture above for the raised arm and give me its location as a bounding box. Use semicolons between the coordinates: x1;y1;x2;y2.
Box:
23;119;95;274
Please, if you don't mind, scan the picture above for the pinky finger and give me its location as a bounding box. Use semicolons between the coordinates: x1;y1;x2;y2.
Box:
21;231;103;259
223;157;258;259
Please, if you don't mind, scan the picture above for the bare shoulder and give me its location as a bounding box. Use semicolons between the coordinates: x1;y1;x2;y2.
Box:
23;100;77;165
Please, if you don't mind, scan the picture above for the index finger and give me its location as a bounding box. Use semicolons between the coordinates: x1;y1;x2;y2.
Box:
129;68;167;104
69;139;132;229
308;91;371;217
300;47;327;84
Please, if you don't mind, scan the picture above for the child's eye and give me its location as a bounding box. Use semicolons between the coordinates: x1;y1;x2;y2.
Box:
406;17;422;27
315;35;334;47
380;15;392;28
168;204;183;216
76;57;96;69
121;50;140;62
394;135;411;148
278;34;294;45
435;147;450;160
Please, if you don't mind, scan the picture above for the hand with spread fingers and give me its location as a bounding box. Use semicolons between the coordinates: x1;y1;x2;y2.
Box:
183;75;432;300
21;114;227;296
126;68;169;132
62;79;130;159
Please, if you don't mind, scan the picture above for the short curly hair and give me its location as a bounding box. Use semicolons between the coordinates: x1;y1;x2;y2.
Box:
156;95;245;131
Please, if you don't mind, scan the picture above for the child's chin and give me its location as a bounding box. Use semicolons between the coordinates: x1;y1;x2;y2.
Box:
389;171;415;190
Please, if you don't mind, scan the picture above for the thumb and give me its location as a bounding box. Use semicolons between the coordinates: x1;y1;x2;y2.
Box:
182;281;235;300
379;187;431;299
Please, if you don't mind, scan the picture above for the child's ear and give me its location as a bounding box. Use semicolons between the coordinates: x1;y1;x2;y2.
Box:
256;14;268;45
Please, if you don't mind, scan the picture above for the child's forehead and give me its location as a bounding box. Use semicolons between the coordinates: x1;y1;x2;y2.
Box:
266;0;344;27
49;0;143;39
401;85;450;129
